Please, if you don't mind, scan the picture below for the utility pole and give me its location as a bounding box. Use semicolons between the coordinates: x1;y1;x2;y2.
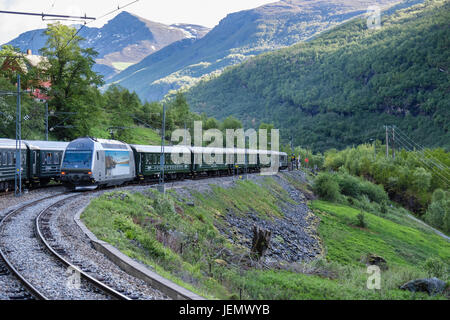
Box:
15;74;22;197
184;121;187;146
370;138;376;160
392;126;395;160
385;125;389;158
45;101;48;141
159;104;166;189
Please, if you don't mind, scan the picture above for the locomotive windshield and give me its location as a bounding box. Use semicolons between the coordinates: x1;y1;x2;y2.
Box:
62;150;92;169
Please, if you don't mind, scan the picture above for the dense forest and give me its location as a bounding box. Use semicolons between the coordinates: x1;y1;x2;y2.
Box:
186;0;450;152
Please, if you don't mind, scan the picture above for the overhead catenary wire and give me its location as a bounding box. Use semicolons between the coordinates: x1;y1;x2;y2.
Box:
395;131;450;174
393;132;450;186
58;0;140;52
394;137;450;187
394;126;450;171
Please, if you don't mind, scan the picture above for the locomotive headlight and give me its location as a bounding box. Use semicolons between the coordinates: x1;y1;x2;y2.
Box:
61;171;66;175
88;171;92;175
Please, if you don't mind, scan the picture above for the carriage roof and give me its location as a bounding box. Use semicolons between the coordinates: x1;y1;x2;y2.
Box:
0;138;27;149
23;140;69;151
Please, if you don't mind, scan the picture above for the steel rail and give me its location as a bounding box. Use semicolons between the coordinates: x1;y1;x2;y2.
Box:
35;194;131;300
0;193;67;300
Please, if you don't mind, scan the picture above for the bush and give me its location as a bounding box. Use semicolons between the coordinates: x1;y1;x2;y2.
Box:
380;202;388;215
422;257;448;280
313;173;341;202
334;172;388;204
356;211;367;228
424;189;450;232
358;180;388;203
335;173;361;198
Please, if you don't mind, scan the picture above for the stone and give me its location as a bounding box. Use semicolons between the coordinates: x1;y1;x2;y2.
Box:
362;254;388;271
399;278;447;296
214;259;227;266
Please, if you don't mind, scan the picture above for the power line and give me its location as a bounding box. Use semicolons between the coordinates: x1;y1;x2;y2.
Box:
97;0;140;20
0;10;96;20
394;133;450;186
394;126;450;171
395;137;450;186
59;0;140;53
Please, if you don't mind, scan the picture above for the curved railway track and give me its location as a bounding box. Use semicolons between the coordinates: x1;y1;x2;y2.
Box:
0;171;276;300
0;192;129;300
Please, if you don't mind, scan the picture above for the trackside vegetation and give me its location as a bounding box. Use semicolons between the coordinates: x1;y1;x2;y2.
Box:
82;173;449;300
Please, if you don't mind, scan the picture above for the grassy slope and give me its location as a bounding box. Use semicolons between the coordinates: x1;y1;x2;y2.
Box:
89;125;163;145
81;175;449;300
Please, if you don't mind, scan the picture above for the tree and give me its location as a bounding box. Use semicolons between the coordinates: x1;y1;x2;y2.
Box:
425;189;450;232
39;23;103;139
205;117;220;130
169;91;190;128
221;116;242;131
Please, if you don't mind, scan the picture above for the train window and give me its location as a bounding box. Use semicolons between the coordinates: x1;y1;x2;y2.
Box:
2;152;6;165
46;153;52;165
96;152;99;161
0;153;2;166
54;152;60;164
10;152;14;165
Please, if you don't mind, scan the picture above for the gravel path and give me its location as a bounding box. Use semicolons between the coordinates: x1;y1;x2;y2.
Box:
406;213;450;242
0;194;110;300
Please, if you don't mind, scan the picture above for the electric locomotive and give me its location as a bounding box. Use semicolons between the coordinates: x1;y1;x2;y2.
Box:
60;137;135;190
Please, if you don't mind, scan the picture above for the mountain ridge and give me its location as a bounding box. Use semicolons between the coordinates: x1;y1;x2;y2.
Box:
106;0;418;102
4;11;210;80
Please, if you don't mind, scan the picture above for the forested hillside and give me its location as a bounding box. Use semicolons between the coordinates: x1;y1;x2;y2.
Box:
186;0;449;152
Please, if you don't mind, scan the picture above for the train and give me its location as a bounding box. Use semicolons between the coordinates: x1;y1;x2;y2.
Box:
0;138;69;191
0;137;288;192
60;137;288;190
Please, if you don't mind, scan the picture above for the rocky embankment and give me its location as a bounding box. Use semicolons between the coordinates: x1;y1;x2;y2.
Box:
174;171;323;266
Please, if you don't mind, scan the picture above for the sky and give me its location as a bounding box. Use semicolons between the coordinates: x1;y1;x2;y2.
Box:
0;0;276;44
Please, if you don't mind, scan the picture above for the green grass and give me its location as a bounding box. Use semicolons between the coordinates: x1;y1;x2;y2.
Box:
81;176;449;300
88;125;165;145
310;201;450;268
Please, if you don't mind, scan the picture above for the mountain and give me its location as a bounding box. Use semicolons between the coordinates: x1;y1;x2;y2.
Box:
5;11;210;79
185;0;449;152
106;0;415;102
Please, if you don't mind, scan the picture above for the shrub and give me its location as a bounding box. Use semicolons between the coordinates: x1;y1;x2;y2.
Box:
333;172;388;204
356;211;367;228
422;257;448;280
313;173;341;202
335;173;360;198
358;180;388;203
424;189;450;232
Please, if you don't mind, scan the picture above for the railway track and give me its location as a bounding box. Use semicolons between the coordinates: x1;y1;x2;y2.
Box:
0;192;129;300
35;194;132;300
0;171;271;300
